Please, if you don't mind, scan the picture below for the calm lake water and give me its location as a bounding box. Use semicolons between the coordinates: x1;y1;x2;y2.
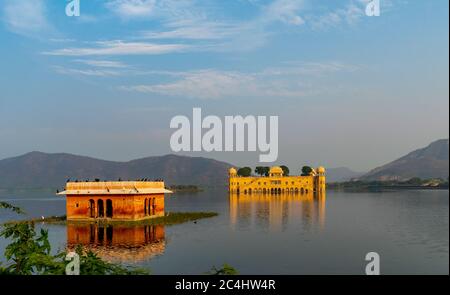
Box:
0;189;448;275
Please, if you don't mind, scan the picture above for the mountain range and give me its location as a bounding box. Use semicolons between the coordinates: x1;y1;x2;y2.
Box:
359;139;449;181
0;152;231;189
325;167;366;182
0;139;448;189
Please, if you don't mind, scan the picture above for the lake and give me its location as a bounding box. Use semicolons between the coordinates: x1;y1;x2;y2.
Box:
0;189;448;275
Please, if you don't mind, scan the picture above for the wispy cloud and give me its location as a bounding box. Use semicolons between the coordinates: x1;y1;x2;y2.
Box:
52;66;121;77
308;2;365;29
106;0;157;19
43;0;384;58
139;21;240;40
120;62;359;99
1;0;53;37
51;57;132;77
132;0;377;53
42;40;189;56
49;38;77;43
122;70;255;99
134;0;305;52
263;0;306;25
260;61;359;76
74;59;129;68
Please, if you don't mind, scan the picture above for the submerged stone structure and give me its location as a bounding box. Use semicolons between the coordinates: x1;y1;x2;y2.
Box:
58;181;172;221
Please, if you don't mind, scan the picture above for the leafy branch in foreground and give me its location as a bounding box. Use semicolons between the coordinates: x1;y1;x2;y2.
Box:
73;246;148;275
0;201;24;215
1;201;232;275
1;221;65;274
0;202;148;275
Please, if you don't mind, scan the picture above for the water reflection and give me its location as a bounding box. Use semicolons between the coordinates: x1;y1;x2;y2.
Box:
229;192;326;232
67;223;165;263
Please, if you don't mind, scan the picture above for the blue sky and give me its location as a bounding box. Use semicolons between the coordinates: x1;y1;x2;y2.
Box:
0;0;448;171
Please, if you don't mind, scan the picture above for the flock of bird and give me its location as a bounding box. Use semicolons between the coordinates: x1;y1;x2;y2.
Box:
56;178;165;194
64;178;164;183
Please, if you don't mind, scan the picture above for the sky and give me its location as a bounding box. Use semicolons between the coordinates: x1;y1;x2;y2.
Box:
0;0;448;171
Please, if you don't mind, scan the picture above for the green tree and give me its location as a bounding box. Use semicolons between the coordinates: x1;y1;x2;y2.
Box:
301;166;313;176
406;177;422;185
0;202;148;275
0;202;23;214
75;246;147;275
1;202;235;275
255;167;265;176
237;167;252;177
280;165;290;176
261;167;270;177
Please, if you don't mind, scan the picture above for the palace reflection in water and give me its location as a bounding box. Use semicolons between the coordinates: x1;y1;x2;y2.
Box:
67;223;166;263
229;191;326;232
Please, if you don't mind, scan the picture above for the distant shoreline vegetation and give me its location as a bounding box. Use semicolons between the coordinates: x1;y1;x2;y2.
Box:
4;212;218;227
328;178;449;192
168;184;203;193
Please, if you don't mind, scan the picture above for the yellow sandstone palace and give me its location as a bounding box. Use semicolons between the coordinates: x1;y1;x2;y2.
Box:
228;166;326;195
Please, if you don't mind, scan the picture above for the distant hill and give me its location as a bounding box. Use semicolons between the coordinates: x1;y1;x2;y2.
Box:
360;139;449;181
0;152;232;189
2;139;447;189
326;167;365;183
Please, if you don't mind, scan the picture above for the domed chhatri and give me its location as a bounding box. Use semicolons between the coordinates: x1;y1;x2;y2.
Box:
269;166;283;176
228;166;326;196
317;166;326;174
228;167;238;175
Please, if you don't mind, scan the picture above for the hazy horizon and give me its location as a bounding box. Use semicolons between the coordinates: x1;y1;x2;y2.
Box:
0;0;448;171
1;137;448;174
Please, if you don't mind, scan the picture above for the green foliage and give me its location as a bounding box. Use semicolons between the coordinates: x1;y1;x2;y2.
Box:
255;166;270;176
0;202;149;275
69;212;219;227
5;215;67;225
74;246;148;275
237;167;252;177
280;165;290;176
0;202;24;214
301;166;313;176
405;177;423;185
0;221;65;274
327;177;449;192
6;212;218;228
168;185;203;192
1;202;223;275
254;166;265;176
206;264;238;275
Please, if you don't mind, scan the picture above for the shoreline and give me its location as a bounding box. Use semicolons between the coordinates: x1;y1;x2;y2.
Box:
327;185;449;193
3;212;219;227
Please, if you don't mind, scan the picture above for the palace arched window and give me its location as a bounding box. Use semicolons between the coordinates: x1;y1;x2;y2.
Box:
106;199;113;218
97;199;104;218
89;199;95;218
